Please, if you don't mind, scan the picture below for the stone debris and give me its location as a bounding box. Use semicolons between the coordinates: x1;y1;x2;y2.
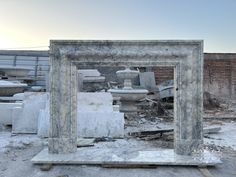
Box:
77;138;95;147
40;163;53;171
128;127;221;141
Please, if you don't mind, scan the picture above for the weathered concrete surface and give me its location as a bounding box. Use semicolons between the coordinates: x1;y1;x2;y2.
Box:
48;40;203;156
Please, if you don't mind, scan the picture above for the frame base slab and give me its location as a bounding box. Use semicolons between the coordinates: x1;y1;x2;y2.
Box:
32;148;221;167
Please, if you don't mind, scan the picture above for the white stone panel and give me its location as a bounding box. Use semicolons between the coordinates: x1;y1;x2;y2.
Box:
12;92;48;133
0;102;22;125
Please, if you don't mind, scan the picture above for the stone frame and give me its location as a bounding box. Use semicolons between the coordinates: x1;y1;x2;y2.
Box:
49;40;203;155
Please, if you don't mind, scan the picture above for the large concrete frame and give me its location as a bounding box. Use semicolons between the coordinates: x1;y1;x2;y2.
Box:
49;40;203;155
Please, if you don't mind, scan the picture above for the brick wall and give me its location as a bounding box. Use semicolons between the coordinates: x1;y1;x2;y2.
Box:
232;58;236;99
153;67;174;85
153;53;236;99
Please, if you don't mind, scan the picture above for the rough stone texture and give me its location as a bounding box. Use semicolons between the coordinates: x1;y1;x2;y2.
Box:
48;40;203;155
12;92;48;134
32;148;221;166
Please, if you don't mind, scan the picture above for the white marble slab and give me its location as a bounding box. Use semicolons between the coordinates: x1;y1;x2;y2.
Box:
12;92;48;134
37;101;50;137
139;72;157;90
78;112;124;138
77;92;113;112
32;148;222;166
38;92;124;138
78;69;101;77
0;102;22;125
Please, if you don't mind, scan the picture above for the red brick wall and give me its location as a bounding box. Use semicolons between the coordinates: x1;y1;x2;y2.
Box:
204;59;231;97
153;53;236;99
232;58;236;99
153;67;174;85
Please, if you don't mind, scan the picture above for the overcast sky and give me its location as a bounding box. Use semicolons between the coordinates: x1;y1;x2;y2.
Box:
0;0;236;52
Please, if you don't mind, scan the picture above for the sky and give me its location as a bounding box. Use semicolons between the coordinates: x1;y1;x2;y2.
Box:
0;0;236;52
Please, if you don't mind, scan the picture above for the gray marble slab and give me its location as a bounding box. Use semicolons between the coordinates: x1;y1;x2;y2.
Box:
32;148;221;166
139;72;157;91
